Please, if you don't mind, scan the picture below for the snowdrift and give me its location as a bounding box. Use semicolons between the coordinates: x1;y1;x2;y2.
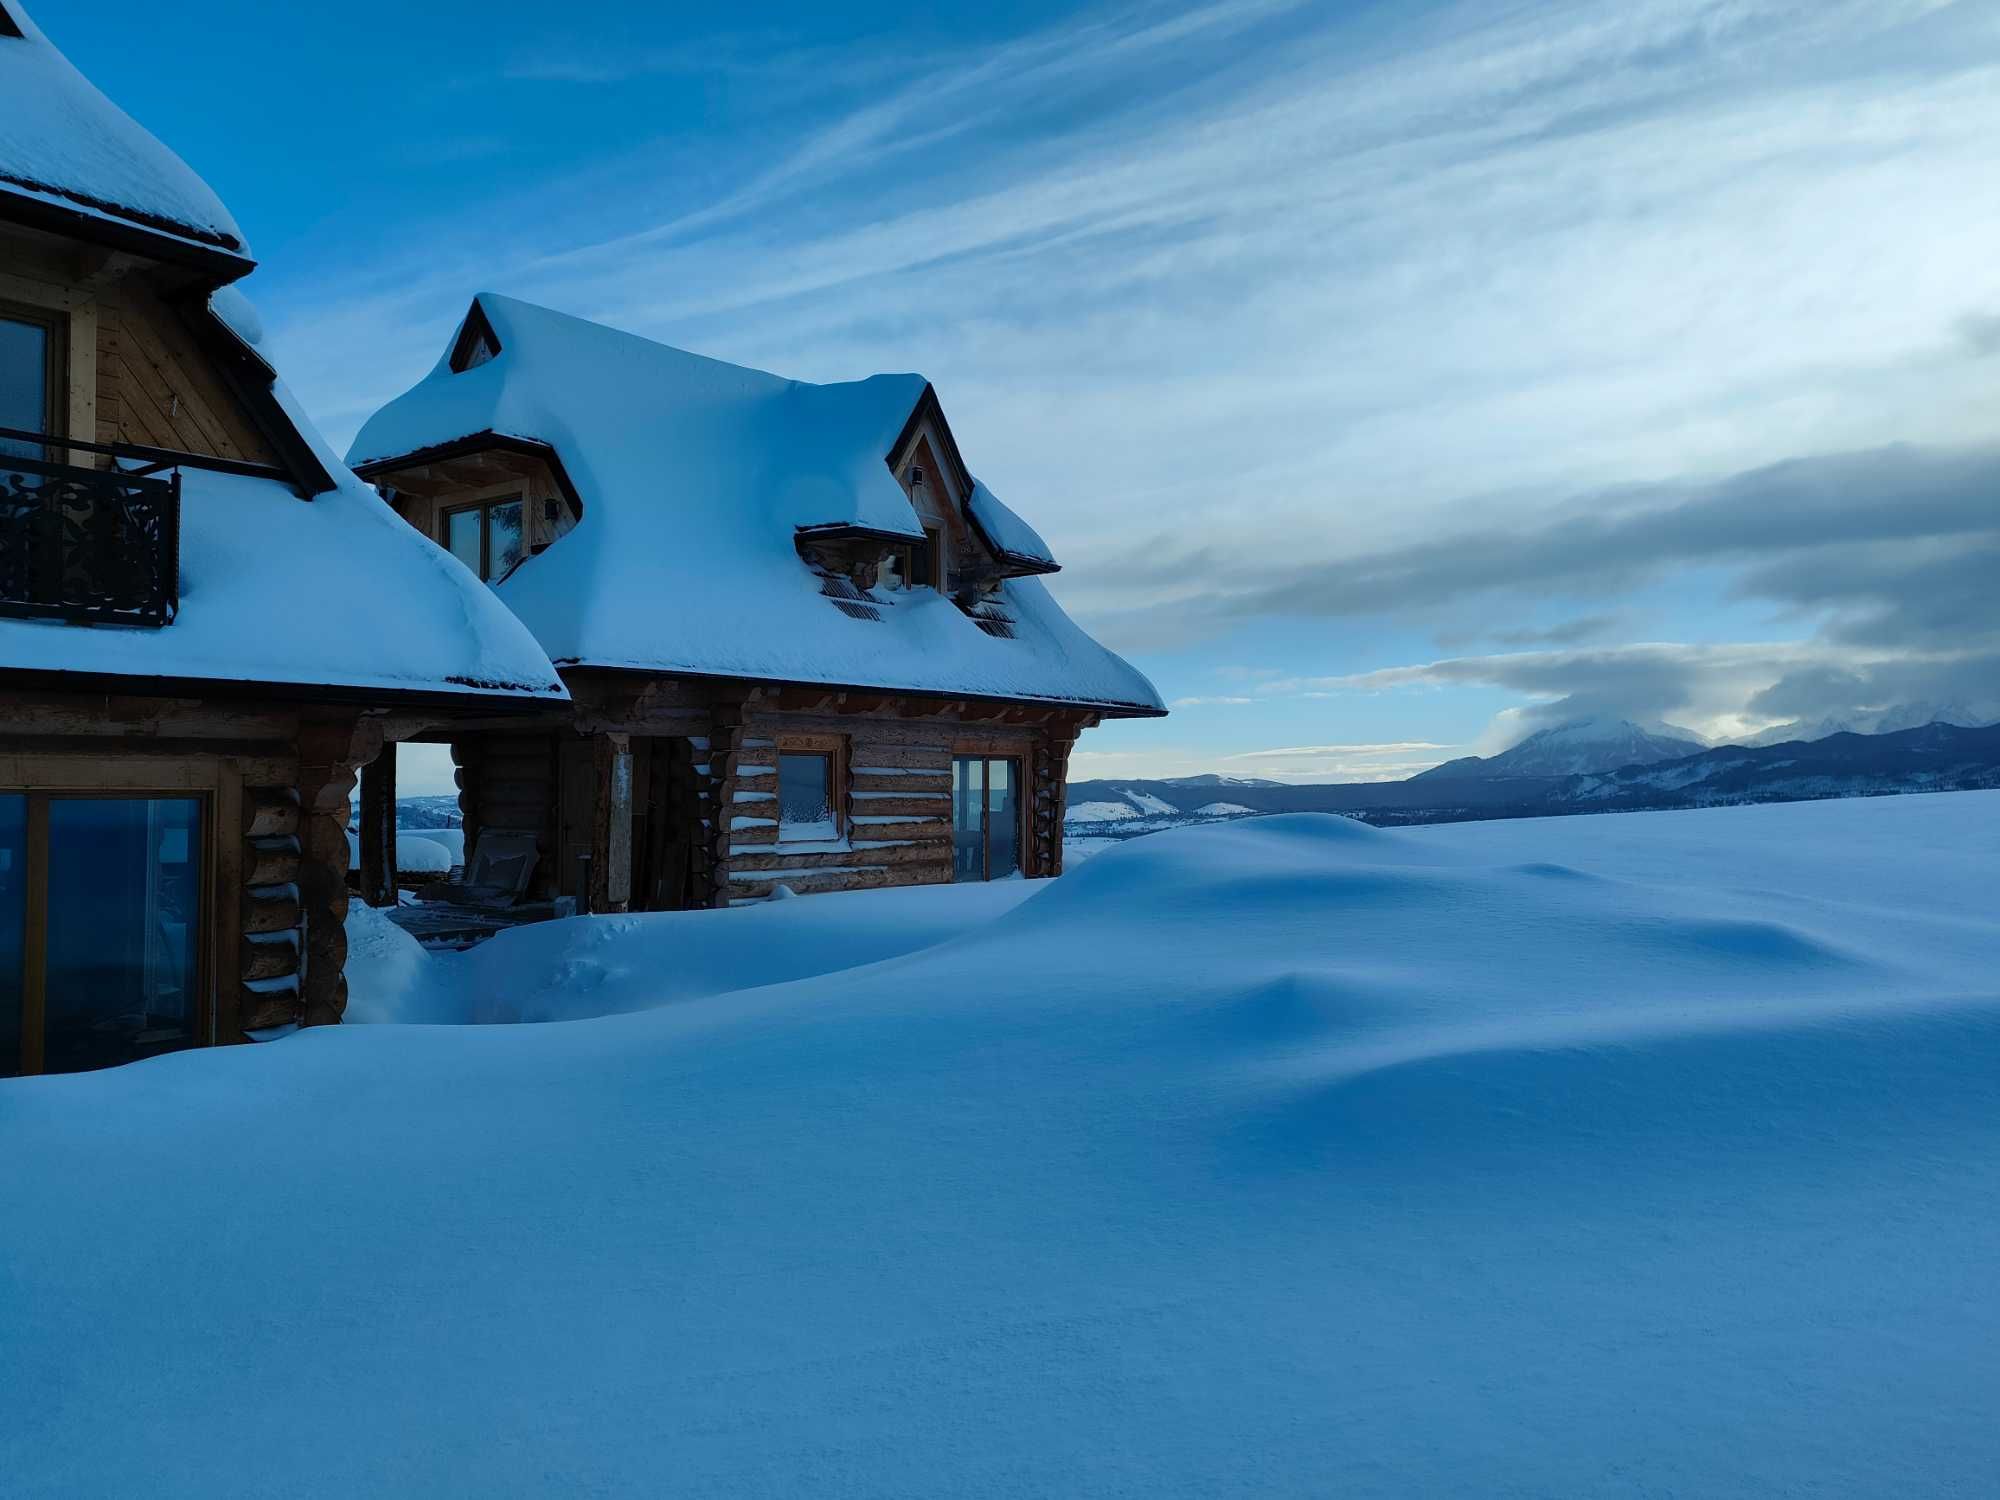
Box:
4;793;1999;1496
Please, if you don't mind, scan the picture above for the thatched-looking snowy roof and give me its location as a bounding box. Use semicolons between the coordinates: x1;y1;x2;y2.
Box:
0;2;248;265
349;295;1164;716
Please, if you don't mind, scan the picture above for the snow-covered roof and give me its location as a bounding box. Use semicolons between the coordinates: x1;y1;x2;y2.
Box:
349;295;1164;715
966;479;1056;572
0;4;247;259
0;366;565;701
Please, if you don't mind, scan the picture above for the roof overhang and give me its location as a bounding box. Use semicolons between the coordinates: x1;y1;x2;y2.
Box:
352;430;584;520
555;661;1168;720
0;663;569;712
0;180;255;284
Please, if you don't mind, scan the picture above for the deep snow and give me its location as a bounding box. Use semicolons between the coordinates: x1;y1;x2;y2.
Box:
4;793;2000;1497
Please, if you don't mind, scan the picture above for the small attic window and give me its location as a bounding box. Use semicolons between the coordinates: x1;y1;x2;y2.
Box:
448;303;501;373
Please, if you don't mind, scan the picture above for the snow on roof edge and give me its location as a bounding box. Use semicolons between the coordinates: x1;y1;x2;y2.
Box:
0;3;250;258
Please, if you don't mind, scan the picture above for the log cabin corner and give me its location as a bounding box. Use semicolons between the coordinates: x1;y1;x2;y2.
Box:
348;295;1166;912
0;4;568;1075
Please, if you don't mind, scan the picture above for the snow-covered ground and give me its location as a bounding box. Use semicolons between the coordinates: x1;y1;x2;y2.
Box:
5;792;2000;1496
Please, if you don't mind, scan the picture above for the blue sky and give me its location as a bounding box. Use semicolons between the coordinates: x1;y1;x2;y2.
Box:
35;0;2000;786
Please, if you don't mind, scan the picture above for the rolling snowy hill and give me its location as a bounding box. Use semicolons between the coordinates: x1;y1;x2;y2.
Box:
1070;722;2000;837
5;794;1998;1495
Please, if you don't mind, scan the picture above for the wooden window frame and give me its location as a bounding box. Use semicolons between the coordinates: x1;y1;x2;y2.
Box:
0;297;67;450
774;733;847;843
440;493;525;582
951;751;1026;882
0;758;238;1076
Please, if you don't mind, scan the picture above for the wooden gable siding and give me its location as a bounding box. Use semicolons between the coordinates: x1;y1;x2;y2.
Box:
94;277;278;463
0;226;277;467
895;431;978;587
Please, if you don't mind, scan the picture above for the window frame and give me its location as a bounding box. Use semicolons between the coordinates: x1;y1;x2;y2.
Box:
951;752;1025;882
439;493;527;582
0;297;67;452
774;733;847;844
0;774;226;1077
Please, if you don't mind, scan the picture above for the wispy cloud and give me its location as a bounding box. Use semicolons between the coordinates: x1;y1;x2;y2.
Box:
247;0;2000;757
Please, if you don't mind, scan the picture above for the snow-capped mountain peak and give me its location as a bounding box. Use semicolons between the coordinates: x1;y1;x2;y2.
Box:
1414;717;1707;781
1740;702;2000;747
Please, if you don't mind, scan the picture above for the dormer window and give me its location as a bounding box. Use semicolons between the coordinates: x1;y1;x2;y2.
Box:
443;495;524;582
448;303;502;373
883;527;942;592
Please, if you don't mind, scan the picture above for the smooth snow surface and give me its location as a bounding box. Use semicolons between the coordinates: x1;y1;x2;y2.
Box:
0;4;245;252
345;879;1041;1025
7;793;2000;1496
0;380;564;699
965;478;1055;568
347;295;1160;713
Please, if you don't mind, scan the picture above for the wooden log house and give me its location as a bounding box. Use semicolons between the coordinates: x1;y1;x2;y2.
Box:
0;6;567;1075
349;295;1165;909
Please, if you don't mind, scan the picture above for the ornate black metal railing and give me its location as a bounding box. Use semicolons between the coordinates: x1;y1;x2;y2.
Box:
0;443;180;628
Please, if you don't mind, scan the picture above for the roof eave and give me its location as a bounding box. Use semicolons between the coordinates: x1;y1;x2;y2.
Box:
0;181;255;284
552;660;1166;719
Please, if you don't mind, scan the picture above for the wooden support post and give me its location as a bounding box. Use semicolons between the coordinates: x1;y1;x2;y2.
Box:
294;713;384;1029
590;731;634;915
358;739;397;908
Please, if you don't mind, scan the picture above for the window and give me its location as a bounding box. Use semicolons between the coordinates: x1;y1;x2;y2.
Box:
442;496;525;582
952;756;1020;881
0;305;60;463
1;793;205;1077
882;528;942;593
776;736;845;843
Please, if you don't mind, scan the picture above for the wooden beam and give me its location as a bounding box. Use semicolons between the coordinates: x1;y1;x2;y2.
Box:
590;731;634;914
358;740;397;908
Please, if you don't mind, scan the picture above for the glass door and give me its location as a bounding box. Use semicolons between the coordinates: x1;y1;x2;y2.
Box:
951;757;1021;882
0;793;204;1077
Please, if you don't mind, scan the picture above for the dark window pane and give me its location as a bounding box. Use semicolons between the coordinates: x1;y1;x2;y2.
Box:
44;798;202;1074
446;508;483;576
0;315;49;462
987;759;1020;879
0;795;23;1076
909;533;937;589
778;753;834;838
489;499;525;577
952;756;985;881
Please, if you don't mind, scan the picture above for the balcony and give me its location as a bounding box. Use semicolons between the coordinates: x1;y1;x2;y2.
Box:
0;431;181;629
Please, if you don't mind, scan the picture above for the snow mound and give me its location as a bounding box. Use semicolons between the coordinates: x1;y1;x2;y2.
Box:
1195;801;1254;815
7;793;2000;1495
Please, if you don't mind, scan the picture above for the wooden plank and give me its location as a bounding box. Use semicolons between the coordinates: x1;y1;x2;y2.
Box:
590;732;634;913
844;794;950;819
846;819;950;842
728;842;948;873
358;742;396;908
212;761;246;1045
729;866;948;900
242;890;302;934
20;796;47;1074
244;791;299;839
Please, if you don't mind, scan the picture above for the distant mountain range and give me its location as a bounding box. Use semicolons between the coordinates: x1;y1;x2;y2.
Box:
1069;720;2000;833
